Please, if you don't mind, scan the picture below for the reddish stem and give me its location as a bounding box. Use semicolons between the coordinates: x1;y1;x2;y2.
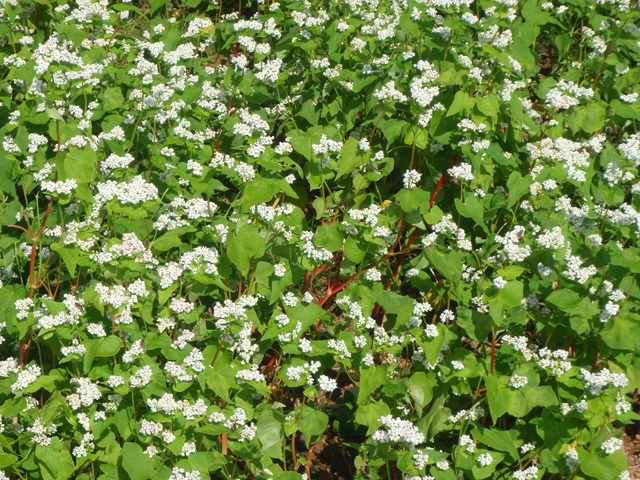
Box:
302;270;311;293
429;153;461;208
372;226;420;318
330;251;342;289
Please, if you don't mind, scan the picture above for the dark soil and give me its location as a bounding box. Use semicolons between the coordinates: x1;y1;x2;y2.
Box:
623;392;640;479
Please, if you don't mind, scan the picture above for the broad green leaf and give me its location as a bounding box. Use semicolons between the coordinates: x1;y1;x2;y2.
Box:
337;136;369;178
314;222;343;252
577;447;627;480
499;281;523;310
122;442;157;480
471;428;519;461
95;336;123;357
0;454;17;468
485;375;509;421
45;106;64;122
378;118;406;145
404;372;434;413
355;401;390;435
57;146;96;184
546;289;582;310
601;316;640;352
227;224;266;276
344;236;367;263
103;87;125;112
298;409;329;447
403;126;429;150
507;385;557;418
36;438;76;480
397;188;430;213
447;91;475;116
257;407;284;459
507;171;532;208
424;248;463;282
455;195;487;233
357;366;386;405
570;103;607;134
50;243;77;275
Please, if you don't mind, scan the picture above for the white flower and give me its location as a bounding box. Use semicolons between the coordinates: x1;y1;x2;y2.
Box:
509;375;528;389
448;162;474;181
372;415;425;448
493;276;507;289
317;375;337;392
425;324;439;338
181;441;197;457
477;453;493;467
403;169;422;189
365;268;382;282
274;263;287;277
600;437;623;455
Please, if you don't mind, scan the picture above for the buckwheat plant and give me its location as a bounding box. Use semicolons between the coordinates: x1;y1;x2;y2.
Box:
0;0;639;478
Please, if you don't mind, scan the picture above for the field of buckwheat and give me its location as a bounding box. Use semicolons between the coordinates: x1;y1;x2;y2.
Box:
1;0;640;478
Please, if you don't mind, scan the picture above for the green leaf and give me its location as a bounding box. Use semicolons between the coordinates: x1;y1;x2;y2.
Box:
447;91;475;116
403;126;429;150
418;395;450;440
344;236;367;263
415;328;445;366
45;106;65;122
227;224;266;276
404;372;434;413
455;195;487;233
103;87;125;112
476;95;500;120
257;407;284;459
499;281;523;310
36;438;76;480
373;284;415;318
242;178;277;209
424;205;443;224
601;316;640;352
378;119;406;145
546;289;582;310
397;188;430;213
471;428;519;462
424;248;463;282
298;409;329;447
122;442;157;480
577;447;627;480
314;223;343;252
50;243;77;275
205;366;235;402
0;454;18;469
355;401;390;435
96;336;123;357
571;103;607;134
357;366;386;405
471;450;505;479
57;146;96;184
507;171;532;208
457;309;493;343
337;136;369;178
485;375;509;421
151;229;187;253
507;385;557;418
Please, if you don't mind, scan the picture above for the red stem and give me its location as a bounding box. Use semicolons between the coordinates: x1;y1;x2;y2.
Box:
429;153;461;208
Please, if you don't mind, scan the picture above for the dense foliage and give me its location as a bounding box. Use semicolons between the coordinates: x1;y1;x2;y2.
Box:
1;0;640;478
